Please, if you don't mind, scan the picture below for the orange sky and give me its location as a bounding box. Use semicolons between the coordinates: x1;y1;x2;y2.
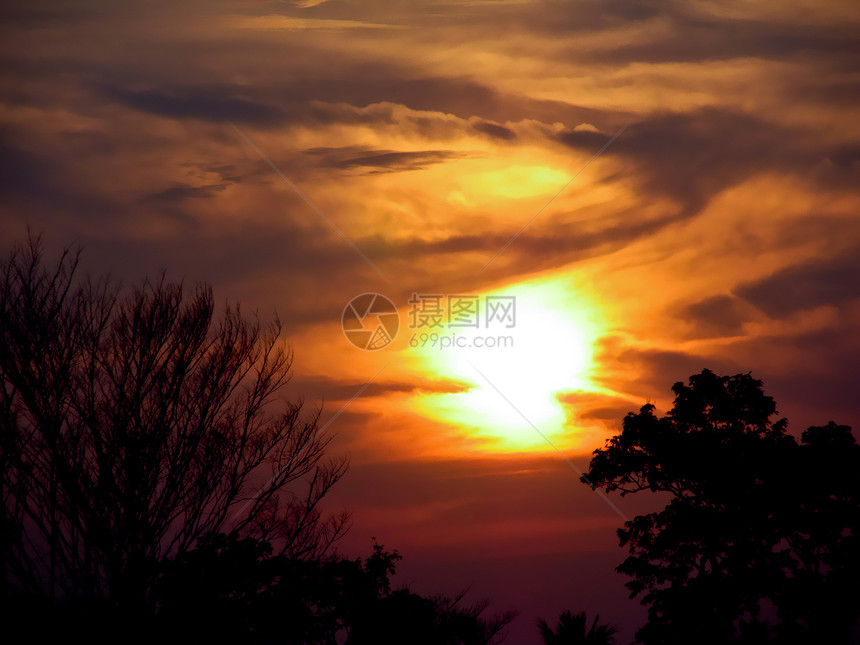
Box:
3;0;860;640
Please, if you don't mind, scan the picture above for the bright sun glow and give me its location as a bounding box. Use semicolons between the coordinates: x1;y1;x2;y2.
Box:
409;275;605;453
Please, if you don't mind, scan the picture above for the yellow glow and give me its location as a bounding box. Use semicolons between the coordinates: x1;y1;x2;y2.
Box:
474;165;571;200
409;275;605;453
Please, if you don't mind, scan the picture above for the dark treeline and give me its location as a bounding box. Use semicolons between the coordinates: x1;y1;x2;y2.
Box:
2;236;858;644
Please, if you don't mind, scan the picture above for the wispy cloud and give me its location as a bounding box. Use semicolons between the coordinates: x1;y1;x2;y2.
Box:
224;14;401;30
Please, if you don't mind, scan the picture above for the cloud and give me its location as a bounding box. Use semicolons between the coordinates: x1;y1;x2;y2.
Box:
493;0;860;66
593;336;740;405
0;130;118;226
557;390;639;428
225;15;399;31
737;322;860;428
577;404;640;423
593;323;860;433
358;208;684;285
680;294;759;337
286;375;470;402
102;85;288;126
471;120;517;141
557;107;797;216
593;19;860;66
736;248;860;318
145;182;230;203
304;146;470;173
290;0;330;8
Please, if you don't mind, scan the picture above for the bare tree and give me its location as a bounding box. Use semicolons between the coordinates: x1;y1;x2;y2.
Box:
0;234;348;611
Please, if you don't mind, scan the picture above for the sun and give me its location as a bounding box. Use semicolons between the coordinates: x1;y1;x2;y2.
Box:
409;275;604;453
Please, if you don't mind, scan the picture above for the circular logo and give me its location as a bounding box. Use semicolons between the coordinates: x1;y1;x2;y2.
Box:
342;293;399;350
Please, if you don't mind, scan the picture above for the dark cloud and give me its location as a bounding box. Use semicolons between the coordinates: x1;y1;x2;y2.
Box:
617;348;736;389
594;338;739;404
0;135;58;202
102;85;288;126
680;294;757;336
388;213;676;258
576;405;639;424
740;324;860;429
736;248;860;318
828;144;860;170
500;0;860;66
595;325;860;433
557;128;609;150
361;208;686;287
593;19;860;65
423;0;668;37
266;75;621;129
286;375;469;402
556;391;637;427
471;120;516;141
92;73;622;134
558;108;787;215
554;108;855;217
789;78;860;108
75;221;382;307
814;144;860;190
180;162;243;184
0;130;118;225
0;2;97;28
304;146;468;173
145;182;230;203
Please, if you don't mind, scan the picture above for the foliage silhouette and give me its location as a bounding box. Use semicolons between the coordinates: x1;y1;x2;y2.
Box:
582;369;860;644
537;610;618;644
156;534;515;644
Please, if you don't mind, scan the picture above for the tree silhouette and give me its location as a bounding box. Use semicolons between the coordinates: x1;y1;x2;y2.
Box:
537;610;618;644
156;535;515;645
582;369;860;644
0;235;347;618
348;584;517;645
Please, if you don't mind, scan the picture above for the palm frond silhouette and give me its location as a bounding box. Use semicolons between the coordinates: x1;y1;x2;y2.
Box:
537;611;618;645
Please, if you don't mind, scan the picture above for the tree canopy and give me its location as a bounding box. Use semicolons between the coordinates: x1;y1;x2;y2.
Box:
583;369;860;644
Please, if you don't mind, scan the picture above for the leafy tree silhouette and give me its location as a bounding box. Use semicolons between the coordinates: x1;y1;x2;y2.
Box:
155;534;515;645
582;369;860;644
537;610;618;644
348;586;516;645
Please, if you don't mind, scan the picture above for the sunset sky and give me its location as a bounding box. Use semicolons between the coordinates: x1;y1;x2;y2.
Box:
3;0;860;640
